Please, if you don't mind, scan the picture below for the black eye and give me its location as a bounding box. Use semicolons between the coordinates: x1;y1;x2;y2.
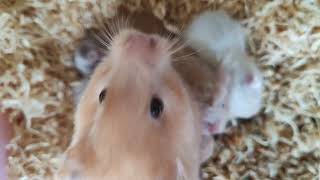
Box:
150;96;164;119
99;88;107;103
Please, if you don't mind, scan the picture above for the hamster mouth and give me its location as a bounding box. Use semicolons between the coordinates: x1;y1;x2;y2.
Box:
204;122;219;135
203;121;227;135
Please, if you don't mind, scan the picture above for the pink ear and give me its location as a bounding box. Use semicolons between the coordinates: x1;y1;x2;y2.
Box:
244;73;254;85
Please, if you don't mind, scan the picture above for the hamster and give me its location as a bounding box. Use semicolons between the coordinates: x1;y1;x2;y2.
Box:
177;10;264;162
56;28;202;179
184;10;264;134
74;32;106;77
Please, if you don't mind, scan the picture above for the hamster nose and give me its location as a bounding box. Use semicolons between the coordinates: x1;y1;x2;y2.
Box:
125;33;157;50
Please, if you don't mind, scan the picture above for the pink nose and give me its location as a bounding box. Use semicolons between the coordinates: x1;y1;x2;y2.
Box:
125;33;157;50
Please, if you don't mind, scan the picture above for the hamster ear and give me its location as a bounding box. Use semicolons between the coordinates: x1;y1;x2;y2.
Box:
242;71;263;91
243;73;254;85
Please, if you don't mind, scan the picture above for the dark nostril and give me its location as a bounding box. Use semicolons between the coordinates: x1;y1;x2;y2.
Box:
150;96;163;119
149;37;156;48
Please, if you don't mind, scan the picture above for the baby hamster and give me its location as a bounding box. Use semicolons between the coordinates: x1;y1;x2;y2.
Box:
178;10;264;162
74;35;106;77
184;10;264;134
56;29;202;179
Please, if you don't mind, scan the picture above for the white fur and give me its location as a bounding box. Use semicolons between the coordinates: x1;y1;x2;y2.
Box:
225;51;263;118
185;10;246;62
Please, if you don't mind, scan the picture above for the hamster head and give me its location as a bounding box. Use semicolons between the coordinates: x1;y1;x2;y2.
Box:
57;29;201;180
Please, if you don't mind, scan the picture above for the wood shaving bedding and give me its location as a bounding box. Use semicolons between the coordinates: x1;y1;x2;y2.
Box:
0;0;319;179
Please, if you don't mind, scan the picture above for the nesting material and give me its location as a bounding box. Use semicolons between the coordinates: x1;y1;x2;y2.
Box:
0;0;319;179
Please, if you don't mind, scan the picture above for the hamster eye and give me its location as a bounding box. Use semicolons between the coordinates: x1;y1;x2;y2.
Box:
150;96;164;119
99;88;107;103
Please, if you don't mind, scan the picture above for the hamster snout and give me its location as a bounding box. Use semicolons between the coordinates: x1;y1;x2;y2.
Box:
125;33;157;49
111;30;169;67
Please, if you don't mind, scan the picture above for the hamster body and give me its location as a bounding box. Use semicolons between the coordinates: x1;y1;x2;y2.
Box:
57;28;202;179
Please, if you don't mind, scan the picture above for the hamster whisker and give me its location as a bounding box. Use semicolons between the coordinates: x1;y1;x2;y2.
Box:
101;21;114;41
172;23;185;38
165;30;175;41
108;19;118;38
100;27;113;44
169;38;190;56
172;48;204;62
167;35;186;54
165;23;185;52
166;38;181;53
113;15;131;37
92;11;114;46
165;26;179;41
115;16;123;36
93;33;111;50
123;15;131;30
